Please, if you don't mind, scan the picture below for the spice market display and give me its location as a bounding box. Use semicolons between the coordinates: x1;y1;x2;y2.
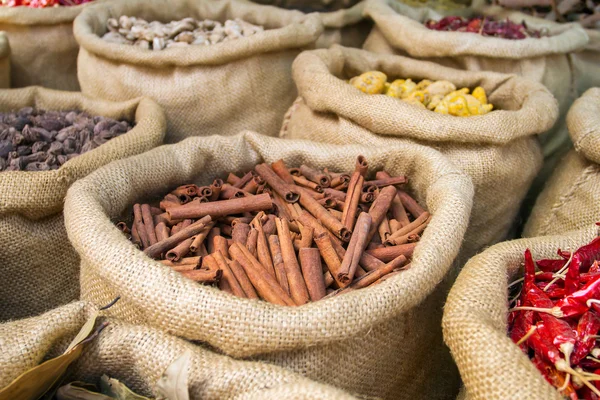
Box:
0;0;599;398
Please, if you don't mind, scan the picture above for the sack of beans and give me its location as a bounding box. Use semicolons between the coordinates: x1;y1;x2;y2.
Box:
0;1;96;90
249;0;371;48
443;223;600;400
63;131;473;399
525;88;600;238
0;87;166;322
0;301;358;399
362;0;589;173
73;0;323;144
281;45;556;258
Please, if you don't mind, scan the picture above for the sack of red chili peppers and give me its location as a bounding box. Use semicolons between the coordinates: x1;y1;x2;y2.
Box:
443;224;600;400
248;0;371;48
73;0;323;144
281;45;557;260
63;131;473;399
362;0;589;181
0;302;358;399
0;0;98;90
0;87;166;322
524;88;600;239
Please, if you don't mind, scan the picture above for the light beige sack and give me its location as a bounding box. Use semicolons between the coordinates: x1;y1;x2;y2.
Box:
74;0;323;144
525;88;600;237
0;3;94;91
442;224;599;400
249;0;371;48
0;302;358;400
0;87;166;322
362;0;589;165
64;132;474;399
281;46;557;258
0;32;10;89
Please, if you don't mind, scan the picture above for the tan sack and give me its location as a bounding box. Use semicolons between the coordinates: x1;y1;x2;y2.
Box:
74;0;323;143
362;0;589;167
64;132;474;399
281;46;557;258
0;3;93;91
525;88;600;237
0;87;166;322
0;32;9;89
443;224;599;400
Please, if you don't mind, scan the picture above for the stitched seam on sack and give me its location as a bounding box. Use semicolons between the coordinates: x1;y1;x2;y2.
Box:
540;163;599;236
280;97;303;138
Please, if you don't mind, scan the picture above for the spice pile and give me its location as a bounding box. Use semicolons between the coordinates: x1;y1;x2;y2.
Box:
117;157;428;305
425;16;547;38
349;71;494;116
0;108;133;171
102;16;265;50
509;235;600;398
1;0;92;7
497;0;600;29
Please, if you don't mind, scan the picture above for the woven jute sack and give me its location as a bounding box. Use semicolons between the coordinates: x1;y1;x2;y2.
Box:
0;32;9;89
64;131;474;399
0;3;94;91
443;224;599;400
249;0;371;48
0;87;166;322
281;45;556;258
524;88;600;238
74;0;323;144
362;0;589;167
0;302;358;400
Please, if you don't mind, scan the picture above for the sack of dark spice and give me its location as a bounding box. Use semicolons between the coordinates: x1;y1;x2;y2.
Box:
0;1;96;90
0;86;166;323
525;88;600;238
281;45;557;261
0;301;358;399
443;223;600;400
64;131;473;399
74;0;323;144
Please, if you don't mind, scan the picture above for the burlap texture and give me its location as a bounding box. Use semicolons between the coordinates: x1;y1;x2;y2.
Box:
250;0;371;48
74;0;323;144
524;88;600;238
362;0;589;166
0;87;166;322
443;224;600;400
0;302;358;399
0;3;95;91
281;45;555;258
0;32;10;89
64;131;474;399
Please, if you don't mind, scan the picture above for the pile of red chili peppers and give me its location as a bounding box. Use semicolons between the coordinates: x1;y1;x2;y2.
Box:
509;235;600;399
425;16;545;39
1;0;92;7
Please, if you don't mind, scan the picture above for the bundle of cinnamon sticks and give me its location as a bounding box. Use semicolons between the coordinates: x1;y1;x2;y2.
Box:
116;156;431;306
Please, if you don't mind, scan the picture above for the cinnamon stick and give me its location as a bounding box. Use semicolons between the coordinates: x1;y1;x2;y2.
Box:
397;190;426;218
227;258;258;299
141;204;158;246
350;255;407;289
271;159;295;184
168;193;272;220
133;204;150;248
232;171;253;188
341;170;363;231
300;164;331;188
181;268;222;283
275;218;310;305
144;215;212;259
366;185;396;243
366;243;417;263
338;212;372;285
246;228;259;257
155;222;170;243
384;212;430;246
253;219;276;278
213;251;246;298
297;187;351;242
254;163;299;203
292;175;323;193
189;222;215;253
299;248;327;301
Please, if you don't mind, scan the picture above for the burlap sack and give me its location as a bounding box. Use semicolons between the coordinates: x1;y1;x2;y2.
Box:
281;45;556;258
0;302;358;399
74;0;323;144
443;224;599;400
0;87;166;322
0;3;94;91
0;32;10;89
249;0;371;48
524;88;600;238
64;131;474;399
362;0;589;167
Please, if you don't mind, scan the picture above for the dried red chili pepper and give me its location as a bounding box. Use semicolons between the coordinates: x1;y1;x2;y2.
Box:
572;311;600;365
555;275;600;318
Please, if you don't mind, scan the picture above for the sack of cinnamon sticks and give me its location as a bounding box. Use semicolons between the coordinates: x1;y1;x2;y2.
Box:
64;131;473;399
362;0;589;178
281;45;557;260
248;0;371;48
443;224;599;400
73;0;323;144
0;2;95;90
0;301;358;399
0;87;166;322
525;88;600;238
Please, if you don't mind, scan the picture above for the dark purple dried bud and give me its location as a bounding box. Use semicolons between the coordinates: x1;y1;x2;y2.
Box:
47;141;64;156
37;117;64;132
12;117;30;131
32;127;54;143
11;133;24;147
57;155;69;166
9;156;24;170
65;111;79;125
93;119;115;135
25;162;51;172
45;154;57;167
81;140;95;154
0;157;6;171
21;125;40;143
0;140;13;158
17;107;33;117
63;138;77;154
16;145;32;156
31;141;49;153
23;152;47;163
56;126;77;142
